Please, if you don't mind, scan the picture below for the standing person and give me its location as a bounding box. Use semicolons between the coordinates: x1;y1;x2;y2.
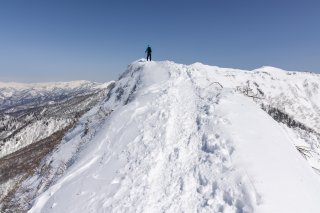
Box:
145;45;152;61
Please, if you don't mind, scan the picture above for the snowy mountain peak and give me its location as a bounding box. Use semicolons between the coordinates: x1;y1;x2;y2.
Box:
3;60;320;213
252;66;293;76
254;65;285;71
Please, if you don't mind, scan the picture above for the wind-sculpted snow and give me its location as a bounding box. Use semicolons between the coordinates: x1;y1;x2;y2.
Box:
14;60;320;213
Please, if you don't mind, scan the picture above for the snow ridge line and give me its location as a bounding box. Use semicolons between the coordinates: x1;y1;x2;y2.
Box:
23;60;320;213
185;67;259;212
104;62;260;212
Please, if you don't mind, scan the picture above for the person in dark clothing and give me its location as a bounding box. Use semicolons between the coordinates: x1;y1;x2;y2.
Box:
145;45;152;61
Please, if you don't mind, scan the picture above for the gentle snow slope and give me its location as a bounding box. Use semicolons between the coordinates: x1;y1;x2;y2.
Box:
28;60;320;213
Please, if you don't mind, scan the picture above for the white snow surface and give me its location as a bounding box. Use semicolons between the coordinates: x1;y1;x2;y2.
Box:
28;60;320;213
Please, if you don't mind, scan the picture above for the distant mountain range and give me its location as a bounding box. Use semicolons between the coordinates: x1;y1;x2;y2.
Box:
0;81;111;112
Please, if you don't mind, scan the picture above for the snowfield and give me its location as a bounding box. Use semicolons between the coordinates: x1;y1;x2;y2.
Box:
6;60;320;212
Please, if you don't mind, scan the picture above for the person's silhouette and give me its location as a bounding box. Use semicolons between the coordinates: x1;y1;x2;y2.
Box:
145;45;152;61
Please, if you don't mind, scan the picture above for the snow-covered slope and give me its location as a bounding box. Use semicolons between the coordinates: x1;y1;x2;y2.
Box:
4;60;320;213
0;80;115;207
0;80;114;158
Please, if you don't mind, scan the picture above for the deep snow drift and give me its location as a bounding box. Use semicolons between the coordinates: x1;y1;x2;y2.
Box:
11;60;320;212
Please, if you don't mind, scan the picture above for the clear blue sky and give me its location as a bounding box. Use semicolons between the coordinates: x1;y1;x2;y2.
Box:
1;0;319;82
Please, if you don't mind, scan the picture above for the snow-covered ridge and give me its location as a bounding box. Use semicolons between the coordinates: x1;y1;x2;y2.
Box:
3;60;320;213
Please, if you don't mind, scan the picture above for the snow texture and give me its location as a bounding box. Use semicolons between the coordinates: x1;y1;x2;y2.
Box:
16;60;320;213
